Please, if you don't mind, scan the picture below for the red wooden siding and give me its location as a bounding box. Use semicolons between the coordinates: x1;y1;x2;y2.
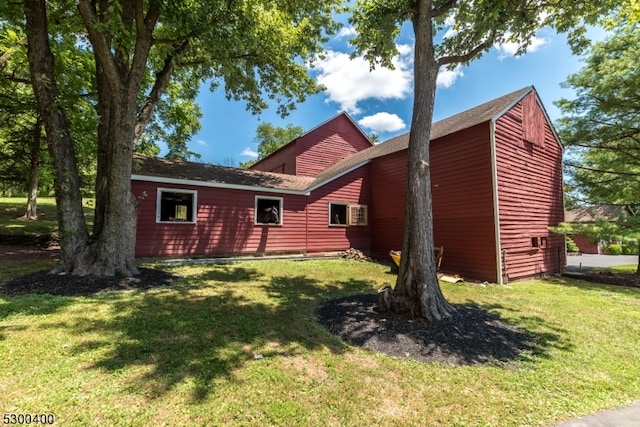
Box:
306;166;371;254
133;181;308;257
249;143;297;175
430;124;497;282
495;94;565;281
370;151;407;258
252;114;371;177
370;125;498;282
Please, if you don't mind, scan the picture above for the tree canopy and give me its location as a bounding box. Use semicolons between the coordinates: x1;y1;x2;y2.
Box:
556;20;640;206
239;123;304;169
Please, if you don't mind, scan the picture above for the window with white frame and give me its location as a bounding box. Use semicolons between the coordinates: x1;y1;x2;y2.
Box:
255;196;283;225
157;188;197;223
329;202;348;225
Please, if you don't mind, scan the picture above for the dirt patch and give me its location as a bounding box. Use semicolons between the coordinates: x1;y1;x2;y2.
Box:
0;268;177;296
317;294;534;366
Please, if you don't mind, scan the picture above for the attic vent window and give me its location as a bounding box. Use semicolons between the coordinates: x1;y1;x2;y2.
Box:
157;188;197;223
255;196;283;225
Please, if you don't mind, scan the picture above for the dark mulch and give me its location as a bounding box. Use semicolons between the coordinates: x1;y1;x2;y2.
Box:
564;271;640;288
0;268;176;297
317;294;534;366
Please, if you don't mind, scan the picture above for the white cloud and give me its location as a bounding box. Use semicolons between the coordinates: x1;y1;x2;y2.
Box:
358;112;406;133
241;148;258;158
313;46;413;114
336;27;357;39
437;65;463;88
196;139;207;146
494;33;548;59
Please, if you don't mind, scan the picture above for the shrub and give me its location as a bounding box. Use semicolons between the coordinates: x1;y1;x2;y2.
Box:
605;244;623;255
566;236;580;253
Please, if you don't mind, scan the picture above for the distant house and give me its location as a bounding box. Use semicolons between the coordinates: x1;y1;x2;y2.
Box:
132;86;565;283
564;205;636;254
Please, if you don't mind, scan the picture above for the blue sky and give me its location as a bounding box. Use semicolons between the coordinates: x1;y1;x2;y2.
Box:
181;21;607;166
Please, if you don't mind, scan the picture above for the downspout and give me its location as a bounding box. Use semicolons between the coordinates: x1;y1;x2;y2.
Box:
490;120;504;284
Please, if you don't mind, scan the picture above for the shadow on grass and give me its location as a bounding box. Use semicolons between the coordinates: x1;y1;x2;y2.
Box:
472;302;574;363
54;265;378;402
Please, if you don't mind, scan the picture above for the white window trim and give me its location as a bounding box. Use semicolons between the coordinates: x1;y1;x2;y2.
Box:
156;187;198;224
254;195;284;226
328;201;349;227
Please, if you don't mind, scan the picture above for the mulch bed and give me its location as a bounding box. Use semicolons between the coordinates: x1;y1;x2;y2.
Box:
317;294;534;366
0;268;176;297
563;271;640;288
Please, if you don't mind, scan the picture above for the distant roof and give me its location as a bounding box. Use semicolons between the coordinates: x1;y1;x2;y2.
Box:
565;205;635;223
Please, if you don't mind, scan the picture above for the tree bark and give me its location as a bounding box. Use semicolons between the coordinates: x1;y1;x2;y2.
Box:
23;0;91;271
24;119;42;220
391;0;455;321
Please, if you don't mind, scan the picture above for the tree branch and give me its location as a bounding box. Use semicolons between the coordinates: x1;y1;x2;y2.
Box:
431;0;457;18
565;161;640;177
76;0;120;93
436;30;495;67
134;38;191;144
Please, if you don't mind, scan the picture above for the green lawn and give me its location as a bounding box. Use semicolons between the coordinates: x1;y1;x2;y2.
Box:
0;197;94;238
1;258;639;426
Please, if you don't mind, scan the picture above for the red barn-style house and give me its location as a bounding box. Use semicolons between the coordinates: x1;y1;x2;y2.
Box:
132;86;565;283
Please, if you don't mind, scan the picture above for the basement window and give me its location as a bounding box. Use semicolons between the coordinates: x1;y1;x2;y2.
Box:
531;237;539;249
157;188;197;223
255;196;283;225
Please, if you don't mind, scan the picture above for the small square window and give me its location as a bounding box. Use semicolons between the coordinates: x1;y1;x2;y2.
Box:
531;237;539;248
348;205;368;226
157;188;197;223
255;196;283;225
329;202;348;225
540;237;548;248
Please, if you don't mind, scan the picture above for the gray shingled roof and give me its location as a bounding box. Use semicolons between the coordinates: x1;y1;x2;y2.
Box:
133;156;316;193
133;86;533;193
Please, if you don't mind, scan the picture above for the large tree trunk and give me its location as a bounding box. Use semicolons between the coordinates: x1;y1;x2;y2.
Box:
24;0;90;271
387;0;455;322
24;0;140;276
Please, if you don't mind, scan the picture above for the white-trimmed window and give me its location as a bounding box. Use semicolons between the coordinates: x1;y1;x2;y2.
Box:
329;202;348;226
255;196;283;225
328;202;368;226
157;188;197;223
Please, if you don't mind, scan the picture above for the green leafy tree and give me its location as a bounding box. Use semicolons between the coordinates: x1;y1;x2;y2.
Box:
240;123;304;169
21;0;340;276
349;0;616;321
555;19;640;272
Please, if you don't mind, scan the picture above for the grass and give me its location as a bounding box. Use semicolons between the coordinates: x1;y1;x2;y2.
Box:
1;258;640;426
0;197;94;238
595;264;638;274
